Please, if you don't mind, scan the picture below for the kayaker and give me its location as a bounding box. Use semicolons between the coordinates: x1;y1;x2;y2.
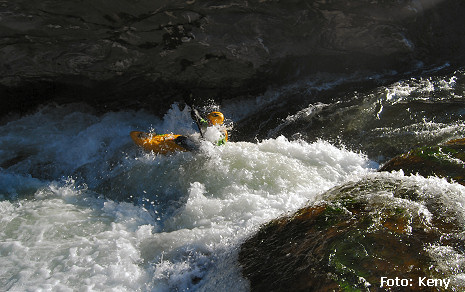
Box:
173;108;228;151
130;106;229;154
192;110;228;146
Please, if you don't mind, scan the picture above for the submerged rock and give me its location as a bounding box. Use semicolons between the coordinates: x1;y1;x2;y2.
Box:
380;138;465;186
2;0;465;116
239;176;465;291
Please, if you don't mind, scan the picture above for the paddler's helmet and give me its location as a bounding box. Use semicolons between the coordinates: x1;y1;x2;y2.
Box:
207;111;224;125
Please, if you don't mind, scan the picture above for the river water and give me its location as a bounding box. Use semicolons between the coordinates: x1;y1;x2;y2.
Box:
1;67;465;291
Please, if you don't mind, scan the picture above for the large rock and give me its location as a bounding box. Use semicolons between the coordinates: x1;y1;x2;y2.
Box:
380;138;465;185
239;176;465;291
2;0;465;116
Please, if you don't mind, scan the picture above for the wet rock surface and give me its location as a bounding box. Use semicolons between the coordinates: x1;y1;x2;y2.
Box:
239;176;465;291
380;138;465;186
2;0;465;116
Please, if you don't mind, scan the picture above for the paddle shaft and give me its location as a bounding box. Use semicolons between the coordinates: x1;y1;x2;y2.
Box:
184;97;204;138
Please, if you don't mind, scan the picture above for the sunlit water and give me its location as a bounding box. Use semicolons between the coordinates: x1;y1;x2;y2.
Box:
1;68;465;291
265;68;465;161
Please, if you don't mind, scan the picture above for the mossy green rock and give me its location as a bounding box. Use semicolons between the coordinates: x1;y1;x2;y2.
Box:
380;138;465;185
239;176;465;291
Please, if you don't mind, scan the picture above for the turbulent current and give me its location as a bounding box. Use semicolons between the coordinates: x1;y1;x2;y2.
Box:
1;68;465;291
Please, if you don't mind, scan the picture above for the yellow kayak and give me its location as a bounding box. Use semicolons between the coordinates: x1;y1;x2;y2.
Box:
130;131;188;154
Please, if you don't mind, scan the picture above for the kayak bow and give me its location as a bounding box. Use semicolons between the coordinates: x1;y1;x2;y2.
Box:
130;131;188;154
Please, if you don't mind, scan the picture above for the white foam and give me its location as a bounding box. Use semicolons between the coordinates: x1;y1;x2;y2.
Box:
384;73;458;103
130;136;377;290
0;181;155;291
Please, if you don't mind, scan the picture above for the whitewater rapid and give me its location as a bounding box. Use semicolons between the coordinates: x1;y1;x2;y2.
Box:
0;103;378;291
2;67;465;290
